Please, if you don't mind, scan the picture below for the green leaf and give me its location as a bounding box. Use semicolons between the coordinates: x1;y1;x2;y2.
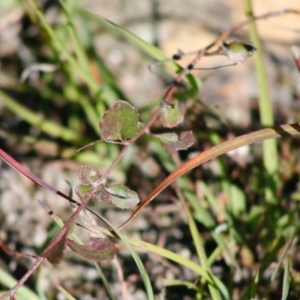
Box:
159;106;184;128
154;131;194;154
78;166;101;184
221;41;256;63
75;184;92;199
227;184;247;217
67;238;116;262
99;100;141;142
105;184;140;209
41;230;68;264
75;183;112;203
94;185;113;202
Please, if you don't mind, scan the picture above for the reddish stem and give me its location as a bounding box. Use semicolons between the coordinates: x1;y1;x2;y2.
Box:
0;257;45;300
291;46;300;73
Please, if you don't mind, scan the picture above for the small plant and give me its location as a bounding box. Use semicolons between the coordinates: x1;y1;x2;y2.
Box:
1;1;300;299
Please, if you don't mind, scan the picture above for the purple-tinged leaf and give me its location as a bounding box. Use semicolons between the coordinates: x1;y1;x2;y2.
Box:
154;131;194;154
94;185;113;202
0;239;35;260
40;230;68;264
159;106;184;128
75;183;110;203
99;100;141;142
78;166;100;184
105;184;140;209
67;238;116;262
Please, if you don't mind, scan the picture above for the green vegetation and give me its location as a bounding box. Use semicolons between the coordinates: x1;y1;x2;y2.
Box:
1;1;300;299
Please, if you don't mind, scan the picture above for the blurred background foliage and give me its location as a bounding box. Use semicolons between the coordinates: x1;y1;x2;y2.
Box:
1;0;300;299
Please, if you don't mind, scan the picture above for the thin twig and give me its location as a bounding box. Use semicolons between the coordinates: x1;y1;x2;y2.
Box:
150;8;300;65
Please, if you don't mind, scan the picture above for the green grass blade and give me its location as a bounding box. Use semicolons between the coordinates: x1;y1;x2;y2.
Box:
211;231;238;269
27;0;99;94
244;0;279;204
41;205;116;300
281;258;291;300
200;181;224;216
207;247;223;266
84;11;175;66
271;238;294;281
122;123;300;228
93;225;229;299
26;0;102;132
184;188;216;228
59;0;90;74
0;268;39;300
84;10;201;93
164;279;197;290
178;190;224;300
44;204;154;299
56;285;76;300
248;270;260;300
107;224;155;299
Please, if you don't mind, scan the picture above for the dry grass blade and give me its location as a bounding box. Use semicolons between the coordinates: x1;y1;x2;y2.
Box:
119;123;300;228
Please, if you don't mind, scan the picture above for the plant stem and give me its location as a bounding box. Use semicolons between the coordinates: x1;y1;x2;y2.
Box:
0;257;45;300
244;0;279;204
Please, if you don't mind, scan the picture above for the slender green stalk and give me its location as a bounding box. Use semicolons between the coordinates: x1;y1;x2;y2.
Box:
59;0;90;74
56;286;77;300
27;0;98;94
26;0;102;132
281;258;291;300
45;204;154;299
46;209;116;300
92;225;229;299
244;0;279;203
179;194;222;300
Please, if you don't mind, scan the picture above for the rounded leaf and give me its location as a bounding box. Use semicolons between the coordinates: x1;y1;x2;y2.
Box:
105;184;140;209
78;166;100;184
159;106;184;128
154;131;194;154
67;238;116;262
99;100;140;141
